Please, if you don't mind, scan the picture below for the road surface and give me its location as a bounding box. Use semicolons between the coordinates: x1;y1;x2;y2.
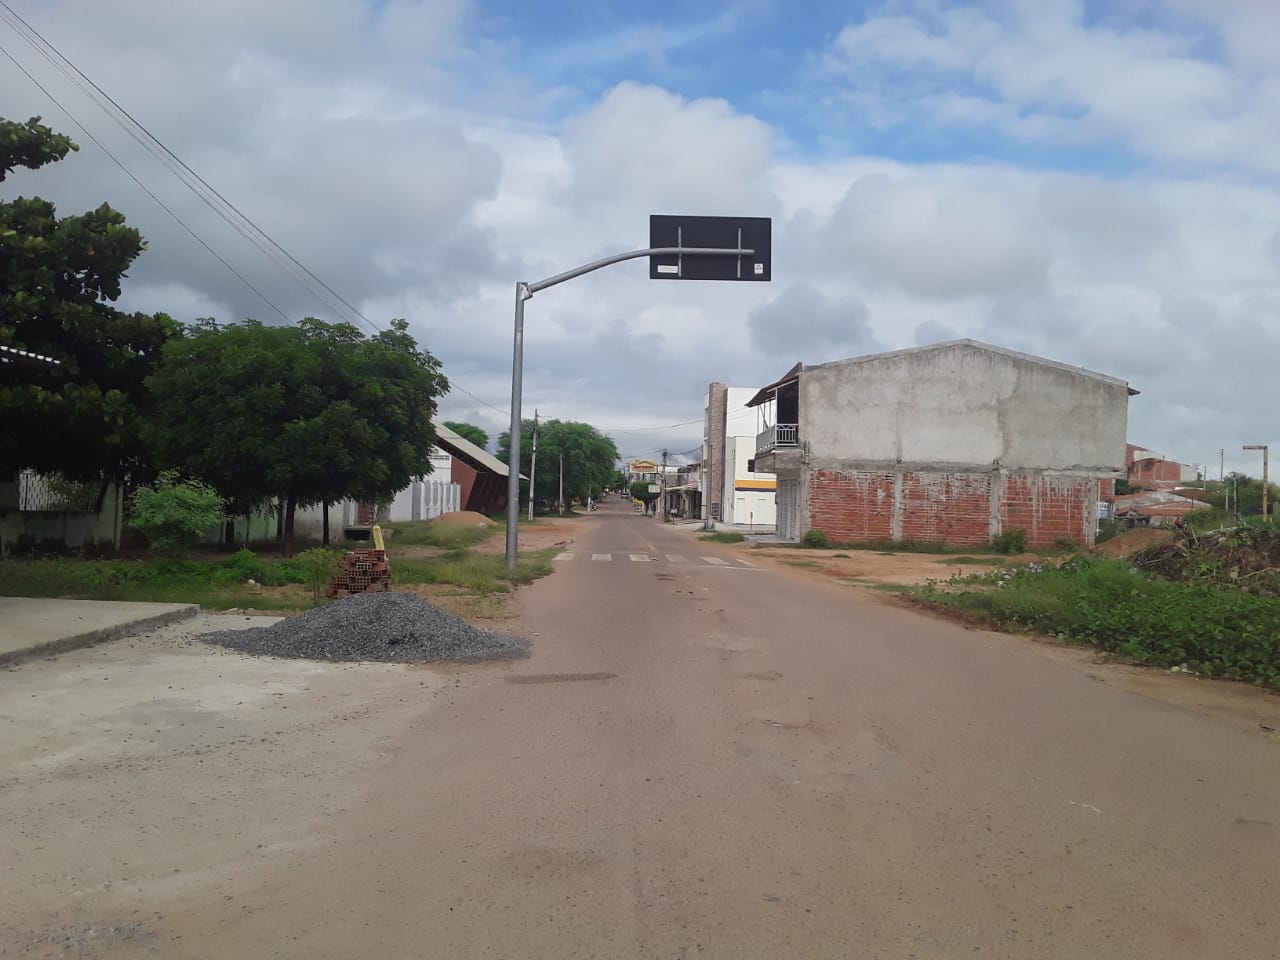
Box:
14;502;1280;958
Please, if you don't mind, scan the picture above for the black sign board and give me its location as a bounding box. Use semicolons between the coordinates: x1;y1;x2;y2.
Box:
649;215;771;281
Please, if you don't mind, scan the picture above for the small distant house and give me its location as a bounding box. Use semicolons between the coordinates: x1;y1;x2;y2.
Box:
1125;443;1200;486
747;340;1135;547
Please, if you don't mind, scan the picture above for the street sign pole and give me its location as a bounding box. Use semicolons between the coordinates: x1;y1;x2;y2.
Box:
503;219;771;570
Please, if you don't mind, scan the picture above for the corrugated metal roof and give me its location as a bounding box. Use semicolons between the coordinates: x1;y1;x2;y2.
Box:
434;424;525;479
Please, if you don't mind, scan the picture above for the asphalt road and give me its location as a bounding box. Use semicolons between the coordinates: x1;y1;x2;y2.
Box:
105;502;1280;958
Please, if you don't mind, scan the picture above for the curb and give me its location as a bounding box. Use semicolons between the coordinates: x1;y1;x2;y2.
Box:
0;604;201;668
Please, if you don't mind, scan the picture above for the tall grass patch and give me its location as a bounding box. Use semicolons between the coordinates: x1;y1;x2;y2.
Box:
915;557;1280;689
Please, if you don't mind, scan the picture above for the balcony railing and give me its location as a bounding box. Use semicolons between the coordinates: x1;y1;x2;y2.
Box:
756;423;799;455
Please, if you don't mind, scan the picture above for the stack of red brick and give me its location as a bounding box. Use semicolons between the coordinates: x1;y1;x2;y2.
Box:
326;548;391;598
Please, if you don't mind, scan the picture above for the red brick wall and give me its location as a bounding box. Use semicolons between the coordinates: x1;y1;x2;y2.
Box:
900;472;991;544
1130;459;1182;483
807;469;1094;547
1001;474;1091;546
809;470;893;541
1098;478;1115;502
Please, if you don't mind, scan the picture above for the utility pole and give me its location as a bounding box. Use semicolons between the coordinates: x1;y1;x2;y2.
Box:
558;453;564;516
1244;444;1269;520
660;449;669;521
527;410;538;522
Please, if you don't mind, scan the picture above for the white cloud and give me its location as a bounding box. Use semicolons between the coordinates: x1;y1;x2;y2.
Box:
823;0;1280;175
2;0;1277;472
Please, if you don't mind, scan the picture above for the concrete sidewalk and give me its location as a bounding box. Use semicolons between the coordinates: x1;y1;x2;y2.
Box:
0;597;199;667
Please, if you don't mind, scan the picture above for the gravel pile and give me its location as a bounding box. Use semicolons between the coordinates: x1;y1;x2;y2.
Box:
200;591;530;663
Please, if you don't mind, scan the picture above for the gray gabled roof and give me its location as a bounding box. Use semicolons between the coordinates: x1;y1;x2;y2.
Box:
807;339;1140;395
435;424;526;479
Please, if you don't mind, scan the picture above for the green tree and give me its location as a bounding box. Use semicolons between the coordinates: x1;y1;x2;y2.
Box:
498;419;619;508
128;470;224;554
146;317;447;553
1;116;178;489
443;421;488;449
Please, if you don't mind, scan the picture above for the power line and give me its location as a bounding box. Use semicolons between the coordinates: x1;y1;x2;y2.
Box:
0;39;293;323
1;11;517;416
0;1;380;335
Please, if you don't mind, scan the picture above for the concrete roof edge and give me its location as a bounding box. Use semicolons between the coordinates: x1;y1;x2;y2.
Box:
804;339;1137;394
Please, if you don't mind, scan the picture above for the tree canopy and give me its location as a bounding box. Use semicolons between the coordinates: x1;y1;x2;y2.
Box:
497;419;619;506
444;421;488;450
146;316;447;551
1;116;178;485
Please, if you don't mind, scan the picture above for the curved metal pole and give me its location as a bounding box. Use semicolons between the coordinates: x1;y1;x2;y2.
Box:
528;246;752;294
504;246;754;569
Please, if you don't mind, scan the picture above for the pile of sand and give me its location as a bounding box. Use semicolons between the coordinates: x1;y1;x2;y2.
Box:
433;511;496;527
1092;527;1174;557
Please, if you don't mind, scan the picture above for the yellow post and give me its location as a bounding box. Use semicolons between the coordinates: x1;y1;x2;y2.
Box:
372;524;385;551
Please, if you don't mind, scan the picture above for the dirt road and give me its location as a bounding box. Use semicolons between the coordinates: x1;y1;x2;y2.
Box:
5;502;1279;958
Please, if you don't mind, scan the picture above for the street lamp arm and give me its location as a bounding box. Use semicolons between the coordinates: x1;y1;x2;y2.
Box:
526;246;754;296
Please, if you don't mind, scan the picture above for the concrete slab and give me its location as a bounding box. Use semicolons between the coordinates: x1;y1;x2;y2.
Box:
0;597;199;666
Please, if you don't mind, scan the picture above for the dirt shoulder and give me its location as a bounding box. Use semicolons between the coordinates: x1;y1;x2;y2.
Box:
0;615;464;956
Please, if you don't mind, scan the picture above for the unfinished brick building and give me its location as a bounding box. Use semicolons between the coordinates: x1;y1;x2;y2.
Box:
747;340;1135;547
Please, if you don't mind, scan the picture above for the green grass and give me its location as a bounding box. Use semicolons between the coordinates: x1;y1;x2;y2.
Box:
391;549;558;594
939;556;1000;565
912;557;1280;689
1;525;559;617
383;519;498;549
0;553;312;610
699;532;745;543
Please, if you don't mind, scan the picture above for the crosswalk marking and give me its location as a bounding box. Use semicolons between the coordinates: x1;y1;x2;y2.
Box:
701;556;728;565
591;553;612;561
554;552;575;561
736;558;755;567
666;554;687;563
629;554;654;562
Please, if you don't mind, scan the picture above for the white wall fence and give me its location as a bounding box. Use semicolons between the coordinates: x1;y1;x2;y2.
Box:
391;478;461;522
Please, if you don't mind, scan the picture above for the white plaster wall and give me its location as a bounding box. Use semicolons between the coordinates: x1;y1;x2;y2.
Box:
723;436;776;526
800;342;1128;473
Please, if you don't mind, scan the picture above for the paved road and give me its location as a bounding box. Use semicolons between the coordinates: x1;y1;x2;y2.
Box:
136;502;1280;958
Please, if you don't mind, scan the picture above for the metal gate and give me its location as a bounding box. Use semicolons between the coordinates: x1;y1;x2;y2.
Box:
777;478;801;541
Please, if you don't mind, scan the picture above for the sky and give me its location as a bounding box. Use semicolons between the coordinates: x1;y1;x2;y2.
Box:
2;0;1278;474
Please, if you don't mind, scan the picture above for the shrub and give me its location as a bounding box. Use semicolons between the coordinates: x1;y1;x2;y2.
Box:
699;532;745;543
992;528;1027;554
296;548;340;603
129;472;224;553
1095;519;1123;545
1055;536;1078;551
801;529;828;549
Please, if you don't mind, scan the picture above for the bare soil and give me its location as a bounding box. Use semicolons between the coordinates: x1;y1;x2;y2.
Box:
432;510;496;527
1092;526;1175;556
745;544;1019;586
471;516;581;555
